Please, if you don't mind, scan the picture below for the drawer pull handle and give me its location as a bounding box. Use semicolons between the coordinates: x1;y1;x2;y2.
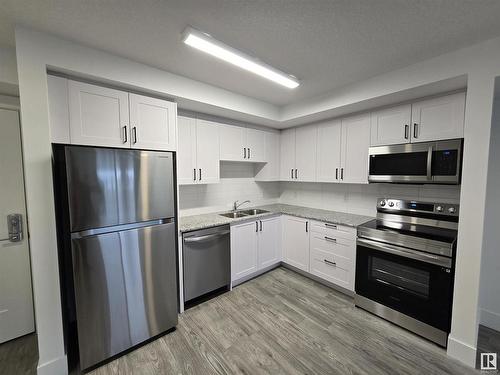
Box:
325;223;337;229
324;236;337;243
324;259;336;266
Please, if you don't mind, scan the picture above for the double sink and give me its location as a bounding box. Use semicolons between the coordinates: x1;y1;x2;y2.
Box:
220;208;269;219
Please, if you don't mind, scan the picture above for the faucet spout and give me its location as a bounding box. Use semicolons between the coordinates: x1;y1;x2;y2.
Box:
233;200;251;211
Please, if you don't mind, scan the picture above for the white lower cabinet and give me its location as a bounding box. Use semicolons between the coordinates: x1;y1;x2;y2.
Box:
282;215;310;272
308;221;356;291
231;216;281;283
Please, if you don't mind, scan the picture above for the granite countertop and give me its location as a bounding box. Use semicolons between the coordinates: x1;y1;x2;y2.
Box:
179;203;374;233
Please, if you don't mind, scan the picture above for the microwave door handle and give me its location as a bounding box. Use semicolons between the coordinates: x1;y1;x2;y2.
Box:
427;145;433;181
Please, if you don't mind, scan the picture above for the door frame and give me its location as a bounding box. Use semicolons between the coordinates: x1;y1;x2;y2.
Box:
0;99;37;342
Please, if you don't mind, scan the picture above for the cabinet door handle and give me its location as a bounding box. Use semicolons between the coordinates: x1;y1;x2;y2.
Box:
260;220;262;232
295;169;298;179
335;168;338;180
341;168;344;180
404;124;409;140
199;168;202;181
324;259;336;266
248;148;251;159
132;126;137;144
244;148;247;159
193;168;196;181
413;123;418;139
291;169;293;179
324;236;337;243
122;126;128;143
305;221;308;232
256;221;259;232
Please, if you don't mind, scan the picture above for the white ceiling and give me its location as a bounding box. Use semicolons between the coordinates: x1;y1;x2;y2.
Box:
2;0;500;107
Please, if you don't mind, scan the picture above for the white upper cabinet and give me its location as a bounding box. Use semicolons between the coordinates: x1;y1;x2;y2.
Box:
55;77;178;150
68;80;130;148
279;126;317;182
246;128;266;162
128;93;177;151
411;92;465;142
295;125;317;182
316;120;342;182
340;113;370;184
280;128;296;181
370;104;412;146
219;124;267;162
177;116;198;185
219;124;246;161
177;116;219;185
196;120;220;184
255;131;280;181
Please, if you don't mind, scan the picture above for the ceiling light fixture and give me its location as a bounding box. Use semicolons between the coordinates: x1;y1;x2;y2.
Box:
182;27;300;89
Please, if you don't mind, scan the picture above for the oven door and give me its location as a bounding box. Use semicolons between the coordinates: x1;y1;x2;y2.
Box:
355;238;454;332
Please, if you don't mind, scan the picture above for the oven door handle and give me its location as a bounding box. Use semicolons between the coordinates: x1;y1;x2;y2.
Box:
357;238;452;268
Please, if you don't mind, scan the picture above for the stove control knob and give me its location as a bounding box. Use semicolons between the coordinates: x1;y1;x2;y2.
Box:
388;201;394;207
436;206;443;212
448;207;456;214
379;200;386;207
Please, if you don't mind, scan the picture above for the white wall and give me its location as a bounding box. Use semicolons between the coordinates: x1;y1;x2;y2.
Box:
279;183;460;217
179;162;280;216
0;46;19;96
14;26;500;373
478;94;500;331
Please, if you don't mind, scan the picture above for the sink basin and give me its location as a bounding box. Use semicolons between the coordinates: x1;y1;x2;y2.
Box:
240;209;269;215
220;212;249;219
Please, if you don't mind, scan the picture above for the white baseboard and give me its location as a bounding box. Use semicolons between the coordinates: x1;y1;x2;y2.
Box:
37;355;68;375
447;335;476;368
480;308;500;331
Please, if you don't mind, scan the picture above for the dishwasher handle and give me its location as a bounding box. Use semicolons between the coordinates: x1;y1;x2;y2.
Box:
184;230;230;243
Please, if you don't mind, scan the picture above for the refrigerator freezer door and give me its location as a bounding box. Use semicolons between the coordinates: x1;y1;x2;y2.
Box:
71;222;178;370
65;146;175;232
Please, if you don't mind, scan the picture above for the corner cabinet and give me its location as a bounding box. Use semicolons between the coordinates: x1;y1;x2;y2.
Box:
255;131;280;181
177;116;220;185
231;216;281;284
279;126;317;182
49;76;177;151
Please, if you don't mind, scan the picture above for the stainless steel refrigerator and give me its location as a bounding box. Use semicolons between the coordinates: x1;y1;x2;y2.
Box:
53;145;178;371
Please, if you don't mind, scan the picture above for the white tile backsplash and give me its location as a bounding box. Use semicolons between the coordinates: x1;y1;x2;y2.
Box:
179;162;281;216
179;163;461;217
279;182;461;217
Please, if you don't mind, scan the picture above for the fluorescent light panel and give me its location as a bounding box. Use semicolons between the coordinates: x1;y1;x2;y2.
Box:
182;27;299;89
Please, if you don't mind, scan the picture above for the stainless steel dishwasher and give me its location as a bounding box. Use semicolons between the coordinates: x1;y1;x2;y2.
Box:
182;225;231;304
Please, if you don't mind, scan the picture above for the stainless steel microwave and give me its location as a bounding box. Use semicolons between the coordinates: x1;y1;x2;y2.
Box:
368;139;463;184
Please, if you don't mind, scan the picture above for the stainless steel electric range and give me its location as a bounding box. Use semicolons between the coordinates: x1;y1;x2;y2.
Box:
355;198;459;347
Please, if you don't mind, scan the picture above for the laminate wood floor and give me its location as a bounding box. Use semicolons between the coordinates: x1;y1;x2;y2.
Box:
90;267;477;375
0;333;38;375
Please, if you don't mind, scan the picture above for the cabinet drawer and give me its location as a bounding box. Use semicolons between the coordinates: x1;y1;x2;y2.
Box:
310;248;352;289
310;232;353;259
310;221;356;240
